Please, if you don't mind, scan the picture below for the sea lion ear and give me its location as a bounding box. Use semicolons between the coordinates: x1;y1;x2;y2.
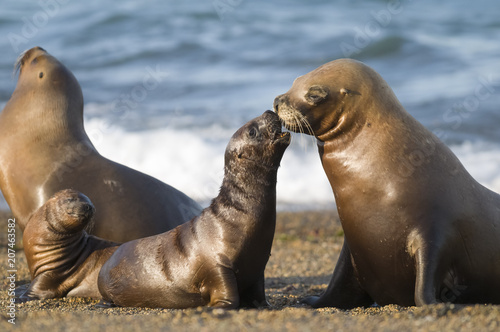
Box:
340;88;361;96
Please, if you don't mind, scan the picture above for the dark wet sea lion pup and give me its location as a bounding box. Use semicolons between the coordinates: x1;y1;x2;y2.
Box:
21;189;119;301
98;111;290;309
274;59;500;308
0;47;202;242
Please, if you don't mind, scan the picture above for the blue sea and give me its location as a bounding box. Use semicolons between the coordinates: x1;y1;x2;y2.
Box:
0;0;499;210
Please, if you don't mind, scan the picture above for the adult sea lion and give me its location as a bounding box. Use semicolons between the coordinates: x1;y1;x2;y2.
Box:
98;111;290;309
274;59;500;308
0;47;202;242
21;189;118;300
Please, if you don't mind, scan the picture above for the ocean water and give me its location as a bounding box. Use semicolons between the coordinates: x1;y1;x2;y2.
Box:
0;0;499;210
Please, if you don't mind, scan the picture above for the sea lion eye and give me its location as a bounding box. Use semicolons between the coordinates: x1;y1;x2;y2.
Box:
249;127;258;138
305;85;329;105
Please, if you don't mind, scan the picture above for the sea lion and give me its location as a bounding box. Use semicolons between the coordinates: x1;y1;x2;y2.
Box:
274;59;500;308
97;111;290;309
0;47;202;242
21;189;118;301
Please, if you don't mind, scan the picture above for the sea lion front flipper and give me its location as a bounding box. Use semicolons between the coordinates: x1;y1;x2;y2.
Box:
17;274;59;302
14;283;30;298
206;265;239;309
239;273;269;308
95;299;117;308
409;229;449;306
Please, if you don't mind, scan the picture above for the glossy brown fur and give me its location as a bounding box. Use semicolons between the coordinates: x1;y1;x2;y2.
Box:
98;111;290;309
274;59;500;308
21;190;118;300
0;47;202;242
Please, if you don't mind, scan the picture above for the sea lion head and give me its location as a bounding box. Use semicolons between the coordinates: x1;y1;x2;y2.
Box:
42;189;95;235
274;59;397;142
225;110;291;170
13;46;83;117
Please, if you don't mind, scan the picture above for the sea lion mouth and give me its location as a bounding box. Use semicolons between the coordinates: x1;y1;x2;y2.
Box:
273;100;315;137
274;131;291;144
66;203;95;219
264;110;291;144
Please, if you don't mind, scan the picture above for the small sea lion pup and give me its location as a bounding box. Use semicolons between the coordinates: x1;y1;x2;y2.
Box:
98;111;290;309
0;47;202;242
21;189;119;301
274;59;500;308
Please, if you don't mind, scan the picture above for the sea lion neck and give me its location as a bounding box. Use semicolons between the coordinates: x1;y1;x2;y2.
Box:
24;221;87;278
314;101;369;144
223;160;278;199
7;79;87;145
317;99;413;192
205;161;278;227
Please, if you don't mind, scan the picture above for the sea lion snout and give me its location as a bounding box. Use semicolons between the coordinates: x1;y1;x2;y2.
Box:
15;46;48;74
273;94;287;114
66;200;95;219
56;190;95;219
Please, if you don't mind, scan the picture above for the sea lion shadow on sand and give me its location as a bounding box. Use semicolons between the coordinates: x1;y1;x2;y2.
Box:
274;58;500;308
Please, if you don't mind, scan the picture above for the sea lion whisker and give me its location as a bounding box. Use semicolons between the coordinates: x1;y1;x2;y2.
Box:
300;117;317;148
284;109;315;149
290;113;309;148
13;49;29;78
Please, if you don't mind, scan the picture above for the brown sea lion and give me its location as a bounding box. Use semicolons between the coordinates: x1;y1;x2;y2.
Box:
97;111;290;309
21;189;118;301
0;47;202;242
274;59;500;308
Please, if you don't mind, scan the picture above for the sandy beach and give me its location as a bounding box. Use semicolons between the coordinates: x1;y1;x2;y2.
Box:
1;209;499;331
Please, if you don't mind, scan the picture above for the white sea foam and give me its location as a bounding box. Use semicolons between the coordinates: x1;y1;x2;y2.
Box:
84;118;500;209
450;142;500;194
84;118;333;209
1;118;498;212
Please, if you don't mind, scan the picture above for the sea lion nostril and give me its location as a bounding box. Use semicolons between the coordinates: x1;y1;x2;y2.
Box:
273;96;281;112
